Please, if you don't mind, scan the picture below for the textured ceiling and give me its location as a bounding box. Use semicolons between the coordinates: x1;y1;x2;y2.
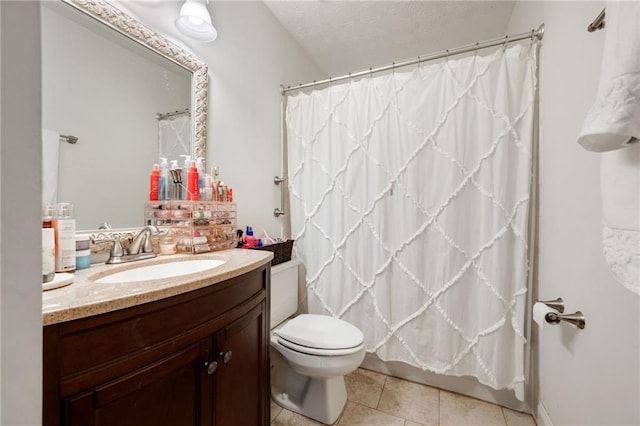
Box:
263;1;516;77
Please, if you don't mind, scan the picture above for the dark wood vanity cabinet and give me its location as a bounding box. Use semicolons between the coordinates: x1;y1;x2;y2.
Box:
43;265;270;426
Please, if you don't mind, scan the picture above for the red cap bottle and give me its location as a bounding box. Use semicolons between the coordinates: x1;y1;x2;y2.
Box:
149;164;160;201
187;160;199;201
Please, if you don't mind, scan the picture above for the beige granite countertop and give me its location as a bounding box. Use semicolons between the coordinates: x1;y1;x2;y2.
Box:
42;249;273;326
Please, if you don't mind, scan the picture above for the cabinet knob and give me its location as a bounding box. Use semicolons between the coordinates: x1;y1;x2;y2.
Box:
220;350;233;364
206;360;218;375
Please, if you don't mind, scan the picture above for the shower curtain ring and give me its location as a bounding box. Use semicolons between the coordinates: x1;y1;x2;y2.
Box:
475;42;479;55
446;49;449;60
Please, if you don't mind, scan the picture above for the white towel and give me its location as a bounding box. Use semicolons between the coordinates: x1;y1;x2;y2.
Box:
577;3;640;295
42;129;60;206
577;2;640;151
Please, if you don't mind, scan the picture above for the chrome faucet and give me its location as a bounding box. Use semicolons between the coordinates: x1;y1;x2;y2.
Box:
105;226;159;264
129;225;159;255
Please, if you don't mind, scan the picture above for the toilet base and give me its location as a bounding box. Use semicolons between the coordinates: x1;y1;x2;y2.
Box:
271;375;347;425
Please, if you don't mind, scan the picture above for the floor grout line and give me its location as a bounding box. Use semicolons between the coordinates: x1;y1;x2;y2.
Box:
438;388;441;426
375;372;388;410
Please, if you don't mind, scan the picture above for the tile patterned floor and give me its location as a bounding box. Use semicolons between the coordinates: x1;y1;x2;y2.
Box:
271;368;536;426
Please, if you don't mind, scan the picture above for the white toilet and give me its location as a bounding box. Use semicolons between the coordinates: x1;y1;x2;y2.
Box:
270;260;365;425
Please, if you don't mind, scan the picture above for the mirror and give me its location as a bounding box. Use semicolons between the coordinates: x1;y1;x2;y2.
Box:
41;0;208;230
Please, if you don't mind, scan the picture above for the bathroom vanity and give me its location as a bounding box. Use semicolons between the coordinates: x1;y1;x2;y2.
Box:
42;250;272;426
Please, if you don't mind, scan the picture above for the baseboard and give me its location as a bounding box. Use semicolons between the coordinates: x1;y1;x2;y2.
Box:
536;403;554;426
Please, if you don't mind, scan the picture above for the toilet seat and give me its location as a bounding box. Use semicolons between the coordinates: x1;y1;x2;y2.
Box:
274;314;364;352
276;336;365;356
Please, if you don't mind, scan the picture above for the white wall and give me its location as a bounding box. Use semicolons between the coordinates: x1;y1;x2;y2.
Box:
118;1;324;239
42;6;190;229
0;2;43;424
507;3;640;425
195;1;324;238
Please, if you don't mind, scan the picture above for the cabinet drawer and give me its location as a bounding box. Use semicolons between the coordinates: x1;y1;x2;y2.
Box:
55;267;266;388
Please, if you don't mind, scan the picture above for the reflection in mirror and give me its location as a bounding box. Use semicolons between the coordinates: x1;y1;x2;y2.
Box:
41;0;208;230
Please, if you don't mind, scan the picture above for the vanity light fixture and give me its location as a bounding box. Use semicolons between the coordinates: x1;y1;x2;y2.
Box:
175;0;217;42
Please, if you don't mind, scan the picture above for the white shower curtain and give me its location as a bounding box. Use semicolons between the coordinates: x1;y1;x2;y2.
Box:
287;43;537;400
158;114;191;160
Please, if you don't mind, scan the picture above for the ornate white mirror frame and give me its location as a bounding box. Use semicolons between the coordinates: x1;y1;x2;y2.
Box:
62;0;208;161
60;0;208;253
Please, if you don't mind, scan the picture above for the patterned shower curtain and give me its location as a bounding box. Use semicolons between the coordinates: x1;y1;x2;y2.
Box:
286;42;538;400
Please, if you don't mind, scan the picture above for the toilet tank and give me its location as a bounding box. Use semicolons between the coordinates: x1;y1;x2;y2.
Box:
270;260;299;328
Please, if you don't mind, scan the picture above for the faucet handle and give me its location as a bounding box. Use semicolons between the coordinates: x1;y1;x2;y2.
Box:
142;234;155;254
103;238;125;257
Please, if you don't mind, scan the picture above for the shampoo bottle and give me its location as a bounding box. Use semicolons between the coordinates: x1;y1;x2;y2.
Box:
187;160;199;201
180;155;191;200
149;163;160;201
53;203;76;273
159;157;169;201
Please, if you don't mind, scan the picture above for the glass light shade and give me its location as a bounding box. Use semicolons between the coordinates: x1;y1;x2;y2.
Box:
175;0;217;42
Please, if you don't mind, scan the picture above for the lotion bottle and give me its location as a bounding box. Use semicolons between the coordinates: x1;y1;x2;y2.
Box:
159;157;169;201
53;203;76;273
149;163;160;201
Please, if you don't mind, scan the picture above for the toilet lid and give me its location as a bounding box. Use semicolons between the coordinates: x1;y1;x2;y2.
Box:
274;314;364;350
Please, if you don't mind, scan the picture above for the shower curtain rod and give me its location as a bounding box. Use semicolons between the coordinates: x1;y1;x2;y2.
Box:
281;24;544;94
156;108;190;121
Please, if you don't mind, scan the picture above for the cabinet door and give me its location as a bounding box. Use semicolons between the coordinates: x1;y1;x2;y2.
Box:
63;341;209;426
213;302;268;426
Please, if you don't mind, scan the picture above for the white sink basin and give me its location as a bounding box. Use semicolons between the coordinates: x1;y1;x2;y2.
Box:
94;259;226;284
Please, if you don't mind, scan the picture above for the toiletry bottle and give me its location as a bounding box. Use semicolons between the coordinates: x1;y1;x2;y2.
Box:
196;157;205;195
187;160;199;201
42;228;55;283
75;234;91;270
42;203;55;228
180;155;191;200
149;164;160;201
159;157;169;201
53;203;76;273
228;188;233;203
170;160;181;200
202;173;213;201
